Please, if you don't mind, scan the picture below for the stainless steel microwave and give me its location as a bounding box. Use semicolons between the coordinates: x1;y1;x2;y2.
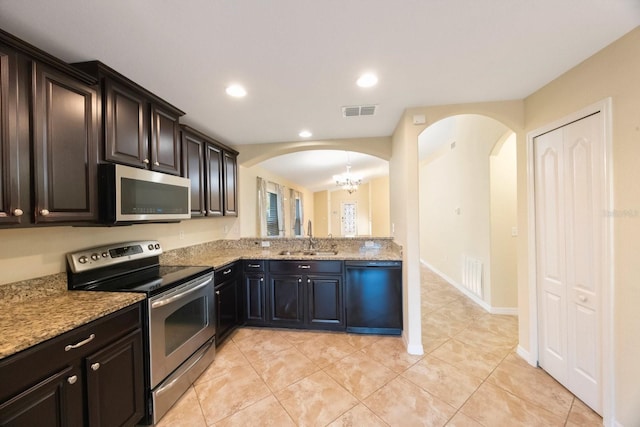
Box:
98;163;191;224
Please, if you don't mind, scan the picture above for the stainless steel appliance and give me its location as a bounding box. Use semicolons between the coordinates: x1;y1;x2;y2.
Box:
67;241;215;425
98;163;191;224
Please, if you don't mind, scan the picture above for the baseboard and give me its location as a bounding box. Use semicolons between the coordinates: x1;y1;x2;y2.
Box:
420;259;518;316
516;345;537;367
402;331;424;356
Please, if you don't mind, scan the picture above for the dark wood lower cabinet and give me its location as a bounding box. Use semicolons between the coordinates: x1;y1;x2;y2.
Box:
247;260;345;330
85;329;144;427
215;263;241;346
269;274;305;326
244;272;267;325
307;275;344;329
0;365;83;427
0;304;144;427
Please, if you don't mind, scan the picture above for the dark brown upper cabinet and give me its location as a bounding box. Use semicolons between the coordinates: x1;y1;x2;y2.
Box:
73;61;184;176
32;62;99;223
206;143;223;216
223;150;238;216
0;44;24;225
180;125;238;218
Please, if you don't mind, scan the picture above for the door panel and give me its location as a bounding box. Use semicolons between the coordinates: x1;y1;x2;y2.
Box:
535;129;567;383
535;112;602;414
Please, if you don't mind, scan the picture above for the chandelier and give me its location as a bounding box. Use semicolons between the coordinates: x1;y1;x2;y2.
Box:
333;164;362;194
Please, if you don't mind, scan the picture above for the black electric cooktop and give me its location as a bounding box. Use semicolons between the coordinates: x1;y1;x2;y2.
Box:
78;265;213;297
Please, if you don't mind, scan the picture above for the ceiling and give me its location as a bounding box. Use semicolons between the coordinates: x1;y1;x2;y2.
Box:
0;0;638;190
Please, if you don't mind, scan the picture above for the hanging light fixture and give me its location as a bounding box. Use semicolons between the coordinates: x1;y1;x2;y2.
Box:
332;153;363;194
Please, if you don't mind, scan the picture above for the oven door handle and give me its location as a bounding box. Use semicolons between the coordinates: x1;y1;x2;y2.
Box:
151;276;213;309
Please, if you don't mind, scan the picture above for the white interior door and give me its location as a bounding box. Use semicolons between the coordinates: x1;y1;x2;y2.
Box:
534;112;603;413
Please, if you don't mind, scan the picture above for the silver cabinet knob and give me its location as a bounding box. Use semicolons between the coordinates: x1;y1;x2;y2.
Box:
201;210;206;214
40;209;50;216
154;161;160;166
91;363;100;371
143;158;150;164
260;277;264;282
307;278;311;284
67;375;78;384
215;290;220;295
13;208;23;217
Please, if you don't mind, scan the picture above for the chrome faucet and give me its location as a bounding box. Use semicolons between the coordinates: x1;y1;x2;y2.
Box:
307;220;316;250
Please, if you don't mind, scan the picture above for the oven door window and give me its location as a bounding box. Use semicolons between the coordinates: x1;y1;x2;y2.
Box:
165;296;208;355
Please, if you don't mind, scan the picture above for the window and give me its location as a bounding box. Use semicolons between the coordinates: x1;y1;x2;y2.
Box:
266;191;280;236
293;198;302;236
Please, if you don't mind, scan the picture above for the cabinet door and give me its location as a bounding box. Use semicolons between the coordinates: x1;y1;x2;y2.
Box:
206;143;223;216
0;365;83;427
32;63;98;223
0;46;24;225
181;130;205;217
216;279;238;345
223;151;237;216
269;274;304;326
150;104;181;175
307;275;344;329
85;329;144;427
104;79;148;168
244;273;266;325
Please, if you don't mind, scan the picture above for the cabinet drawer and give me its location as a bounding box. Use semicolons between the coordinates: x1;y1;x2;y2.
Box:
244;260;265;272
269;260;343;274
215;262;239;284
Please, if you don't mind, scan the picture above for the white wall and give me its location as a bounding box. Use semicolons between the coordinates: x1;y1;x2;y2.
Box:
418;115;509;308
489;133;518;309
0;216;239;285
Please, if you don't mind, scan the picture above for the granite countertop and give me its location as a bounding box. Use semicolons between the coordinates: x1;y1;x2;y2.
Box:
0;273;145;360
161;240;403;270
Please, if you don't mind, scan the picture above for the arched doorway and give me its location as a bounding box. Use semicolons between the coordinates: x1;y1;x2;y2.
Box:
237;148;390;238
418;114;517;313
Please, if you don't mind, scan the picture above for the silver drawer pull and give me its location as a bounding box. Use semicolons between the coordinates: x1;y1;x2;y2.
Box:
223;269;232;275
298;265;311;269
91;363;101;371
248;264;261;268
67;375;78;385
65;333;95;351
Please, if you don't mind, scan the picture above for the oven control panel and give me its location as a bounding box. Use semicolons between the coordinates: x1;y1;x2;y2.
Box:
67;240;162;273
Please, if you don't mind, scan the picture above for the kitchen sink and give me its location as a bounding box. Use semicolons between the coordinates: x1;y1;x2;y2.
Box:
278;250;339;256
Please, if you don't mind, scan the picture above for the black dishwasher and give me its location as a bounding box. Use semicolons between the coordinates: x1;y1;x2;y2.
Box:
345;261;402;335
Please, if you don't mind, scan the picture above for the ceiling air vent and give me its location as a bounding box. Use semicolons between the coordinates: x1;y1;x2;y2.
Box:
342;105;377;117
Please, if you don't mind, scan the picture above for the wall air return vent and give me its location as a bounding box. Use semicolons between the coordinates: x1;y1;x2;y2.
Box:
342;105;377;117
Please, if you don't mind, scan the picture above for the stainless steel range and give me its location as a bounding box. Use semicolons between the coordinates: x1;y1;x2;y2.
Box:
66;240;216;425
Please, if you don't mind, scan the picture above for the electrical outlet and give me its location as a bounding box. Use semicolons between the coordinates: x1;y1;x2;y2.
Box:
261;241;270;247
179;231;184;240
511;227;518;237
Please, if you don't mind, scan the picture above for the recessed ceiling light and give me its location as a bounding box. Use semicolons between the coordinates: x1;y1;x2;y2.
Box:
225;84;247;98
299;130;312;138
356;73;378;88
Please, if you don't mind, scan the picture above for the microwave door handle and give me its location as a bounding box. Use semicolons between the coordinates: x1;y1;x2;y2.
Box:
151;276;213;309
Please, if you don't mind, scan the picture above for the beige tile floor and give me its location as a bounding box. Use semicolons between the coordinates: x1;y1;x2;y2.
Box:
156;265;603;427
